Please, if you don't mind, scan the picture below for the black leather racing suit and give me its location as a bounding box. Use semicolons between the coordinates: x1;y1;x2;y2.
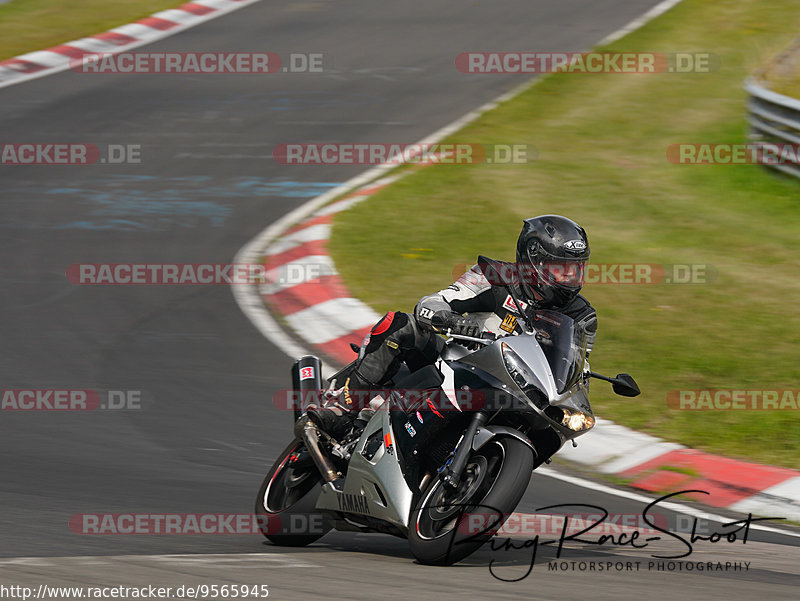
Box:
336;259;597;404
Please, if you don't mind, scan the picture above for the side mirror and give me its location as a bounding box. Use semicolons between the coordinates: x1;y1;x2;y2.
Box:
612;373;640;397
478;255;522;288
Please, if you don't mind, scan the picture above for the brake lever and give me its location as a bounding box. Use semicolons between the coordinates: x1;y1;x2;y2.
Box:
446;332;495;346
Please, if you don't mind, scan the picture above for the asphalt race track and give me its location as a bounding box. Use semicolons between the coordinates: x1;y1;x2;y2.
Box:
1;1;798;599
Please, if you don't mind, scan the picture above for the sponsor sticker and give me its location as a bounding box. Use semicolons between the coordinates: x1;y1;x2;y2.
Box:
418;307;435;320
502;295;528;314
564;239;587;252
500;314;518;334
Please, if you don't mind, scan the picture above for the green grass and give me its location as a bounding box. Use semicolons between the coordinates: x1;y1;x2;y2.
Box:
329;0;800;469
761;39;800;98
0;0;189;61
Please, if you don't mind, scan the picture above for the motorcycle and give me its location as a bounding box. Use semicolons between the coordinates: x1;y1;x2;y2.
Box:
255;257;640;565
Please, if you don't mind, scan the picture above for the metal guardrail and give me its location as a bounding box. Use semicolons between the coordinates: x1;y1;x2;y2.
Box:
746;38;800;179
746;78;800;178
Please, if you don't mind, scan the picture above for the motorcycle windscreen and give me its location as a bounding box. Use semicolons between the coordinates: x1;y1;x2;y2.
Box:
529;310;588;394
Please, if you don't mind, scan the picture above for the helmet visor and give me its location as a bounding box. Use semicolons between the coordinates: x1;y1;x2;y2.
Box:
540;260;586;289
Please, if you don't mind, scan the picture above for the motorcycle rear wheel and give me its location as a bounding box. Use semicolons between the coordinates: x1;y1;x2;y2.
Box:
255;439;332;547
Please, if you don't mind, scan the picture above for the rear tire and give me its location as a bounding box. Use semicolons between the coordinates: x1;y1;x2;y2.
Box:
408;436;534;565
255;439;332;547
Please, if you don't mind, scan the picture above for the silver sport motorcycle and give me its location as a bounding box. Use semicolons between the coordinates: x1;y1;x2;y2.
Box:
255;257;640;565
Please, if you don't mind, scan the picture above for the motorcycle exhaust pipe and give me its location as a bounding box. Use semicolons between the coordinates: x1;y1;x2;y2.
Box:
291;355;323;422
294;415;340;483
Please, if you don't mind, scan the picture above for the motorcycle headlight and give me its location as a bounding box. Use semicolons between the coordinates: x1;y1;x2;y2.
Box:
501;342;537;389
560;407;595;432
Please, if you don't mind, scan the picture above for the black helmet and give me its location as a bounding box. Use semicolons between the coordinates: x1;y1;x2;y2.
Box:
515;215;590;307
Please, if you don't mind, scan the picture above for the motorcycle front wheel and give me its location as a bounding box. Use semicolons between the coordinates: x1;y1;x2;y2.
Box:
254;439;332;547
408;436;534;565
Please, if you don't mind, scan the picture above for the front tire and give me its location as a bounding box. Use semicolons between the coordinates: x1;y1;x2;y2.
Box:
408;436;534;565
255;439;332;547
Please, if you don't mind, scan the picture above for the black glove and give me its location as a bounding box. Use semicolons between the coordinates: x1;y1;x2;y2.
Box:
431;310;481;338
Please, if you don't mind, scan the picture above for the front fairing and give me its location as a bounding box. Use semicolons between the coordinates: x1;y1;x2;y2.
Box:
528;310;587;394
447;311;593;439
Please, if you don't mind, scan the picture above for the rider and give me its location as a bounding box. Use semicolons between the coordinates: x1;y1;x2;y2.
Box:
308;214;596;436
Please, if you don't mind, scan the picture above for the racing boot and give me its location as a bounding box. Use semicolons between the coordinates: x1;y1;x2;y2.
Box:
306;403;358;439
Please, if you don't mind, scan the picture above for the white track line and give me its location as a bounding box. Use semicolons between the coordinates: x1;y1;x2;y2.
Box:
0;553;319;568
596;0;686;46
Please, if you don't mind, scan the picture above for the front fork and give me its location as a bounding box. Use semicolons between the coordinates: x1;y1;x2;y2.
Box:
438;411;488;489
